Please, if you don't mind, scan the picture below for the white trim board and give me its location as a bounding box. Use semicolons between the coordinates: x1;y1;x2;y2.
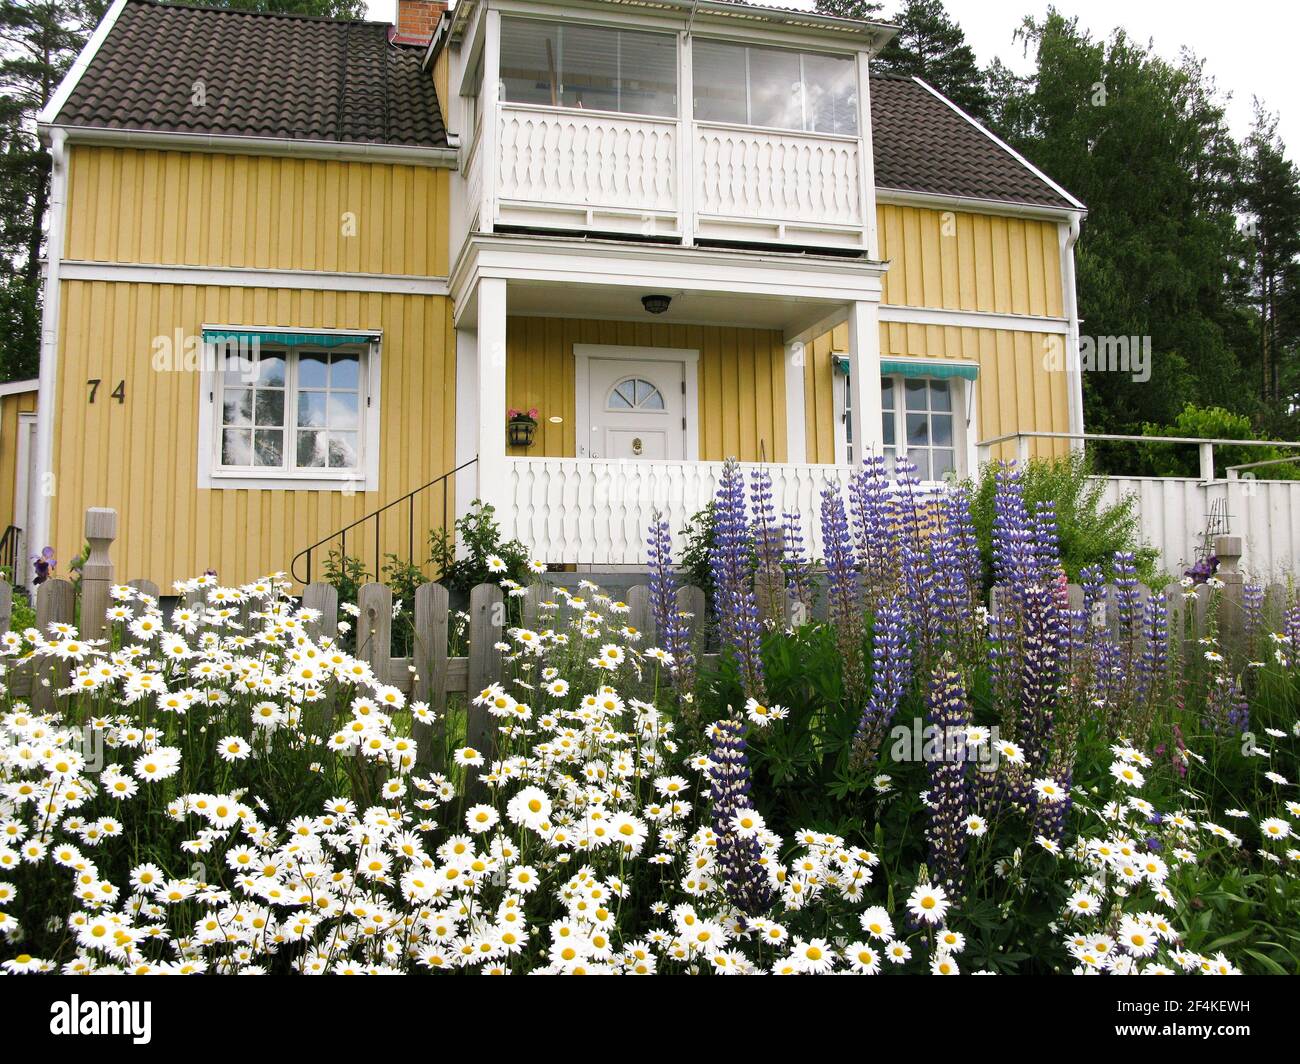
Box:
878;304;1068;334
573;344;701;462
0;379;39;398
60;261;449;297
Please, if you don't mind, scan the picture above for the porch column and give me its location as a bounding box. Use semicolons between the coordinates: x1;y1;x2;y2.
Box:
846;299;883;466
784;339;807;464
475;276;509;516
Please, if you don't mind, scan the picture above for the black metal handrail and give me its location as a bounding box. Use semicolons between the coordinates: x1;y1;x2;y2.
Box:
0;525;20;578
291;457;478;585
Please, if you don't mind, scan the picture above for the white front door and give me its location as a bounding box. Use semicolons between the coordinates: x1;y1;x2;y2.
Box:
584;357;686;460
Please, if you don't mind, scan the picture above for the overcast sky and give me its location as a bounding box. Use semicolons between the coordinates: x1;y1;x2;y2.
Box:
368;0;1298;153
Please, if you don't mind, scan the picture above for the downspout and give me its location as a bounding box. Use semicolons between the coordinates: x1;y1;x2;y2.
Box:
33;128;68;569
1061;209;1085;448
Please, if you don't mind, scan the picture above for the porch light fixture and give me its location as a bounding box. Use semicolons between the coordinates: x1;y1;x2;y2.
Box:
641;294;672;315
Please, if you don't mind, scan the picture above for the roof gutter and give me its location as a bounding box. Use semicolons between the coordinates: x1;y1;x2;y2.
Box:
39;123;459;169
1061;210;1086;443
32;127;68;568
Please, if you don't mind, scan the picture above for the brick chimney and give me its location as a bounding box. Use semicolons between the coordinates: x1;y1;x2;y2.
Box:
392;0;447;47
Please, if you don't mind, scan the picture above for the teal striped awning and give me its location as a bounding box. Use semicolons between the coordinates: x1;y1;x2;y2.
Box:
833;354;979;382
202;329;379;348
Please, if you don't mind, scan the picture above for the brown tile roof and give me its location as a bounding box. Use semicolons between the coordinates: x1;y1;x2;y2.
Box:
54;1;447;149
870;74;1080;211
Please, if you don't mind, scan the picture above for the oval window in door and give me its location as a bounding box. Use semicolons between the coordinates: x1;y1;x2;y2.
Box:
607;377;665;411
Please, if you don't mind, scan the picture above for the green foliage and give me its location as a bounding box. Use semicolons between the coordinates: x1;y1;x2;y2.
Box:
1141;403;1300;480
429;500;531;598
321;549;369;604
965;452;1160;589
678;501;718;610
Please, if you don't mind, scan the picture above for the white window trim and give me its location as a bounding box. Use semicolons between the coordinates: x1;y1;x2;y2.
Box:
833;358;979;482
573;344;700;461
197;326;382;492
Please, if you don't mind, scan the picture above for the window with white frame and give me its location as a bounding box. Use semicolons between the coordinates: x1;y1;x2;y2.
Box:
693;39;858;135
201;335;379;490
499;18;678;117
838;369;968;480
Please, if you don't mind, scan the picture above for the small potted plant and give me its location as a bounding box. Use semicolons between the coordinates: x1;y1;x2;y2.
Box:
507;406;539;448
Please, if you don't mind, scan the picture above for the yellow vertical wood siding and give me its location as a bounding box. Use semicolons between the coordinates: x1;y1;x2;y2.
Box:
876;204;1063;318
64;147;450;277
504;317;788;462
0;389;37;534
52;281;457;589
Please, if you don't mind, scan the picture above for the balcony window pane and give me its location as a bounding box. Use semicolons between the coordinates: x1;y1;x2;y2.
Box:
616;29;677;117
559;24;619;111
693;40;857;134
803;52;858;135
693;40;747;124
501;18;676;117
747;46;801;130
500;19;561;106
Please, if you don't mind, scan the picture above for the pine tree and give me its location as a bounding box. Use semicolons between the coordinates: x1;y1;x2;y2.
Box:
1241;103;1300;426
814;1;885;20
185;0;369;17
872;0;990;120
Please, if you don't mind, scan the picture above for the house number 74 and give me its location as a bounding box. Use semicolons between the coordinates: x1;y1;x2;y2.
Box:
87;379;126;404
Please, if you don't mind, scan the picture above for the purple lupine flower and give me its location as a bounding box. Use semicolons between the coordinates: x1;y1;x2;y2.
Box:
706;717;775;917
647;511;695;694
781;509;813;619
1204;671;1250;735
925;657;972;896
710;460;766;702
847;454;896;602
819;483;865;702
33;547;56;586
749;467;787;626
1286;601;1300;663
853;594;912;765
1243;582;1264;648
987;466;1065;784
1133;592;1169;734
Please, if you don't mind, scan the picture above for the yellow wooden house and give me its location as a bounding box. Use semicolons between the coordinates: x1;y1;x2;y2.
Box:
30;0;1085;588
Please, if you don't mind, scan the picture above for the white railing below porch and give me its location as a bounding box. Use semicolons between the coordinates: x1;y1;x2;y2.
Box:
503;457;856;565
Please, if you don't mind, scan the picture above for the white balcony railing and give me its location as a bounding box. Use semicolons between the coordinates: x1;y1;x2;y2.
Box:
694;122;862;244
502;457;856;564
496;104;679;236
491;105;866;248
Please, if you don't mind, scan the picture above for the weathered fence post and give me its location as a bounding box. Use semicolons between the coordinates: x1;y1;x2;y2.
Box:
0;581;11;634
465;583;504;798
627;584;655;647
33;578;76;711
413;582;449;773
79;508;117;640
356;583;394;686
675;584;707;654
521;583;546;631
1214;535;1244;645
301;582;339;643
